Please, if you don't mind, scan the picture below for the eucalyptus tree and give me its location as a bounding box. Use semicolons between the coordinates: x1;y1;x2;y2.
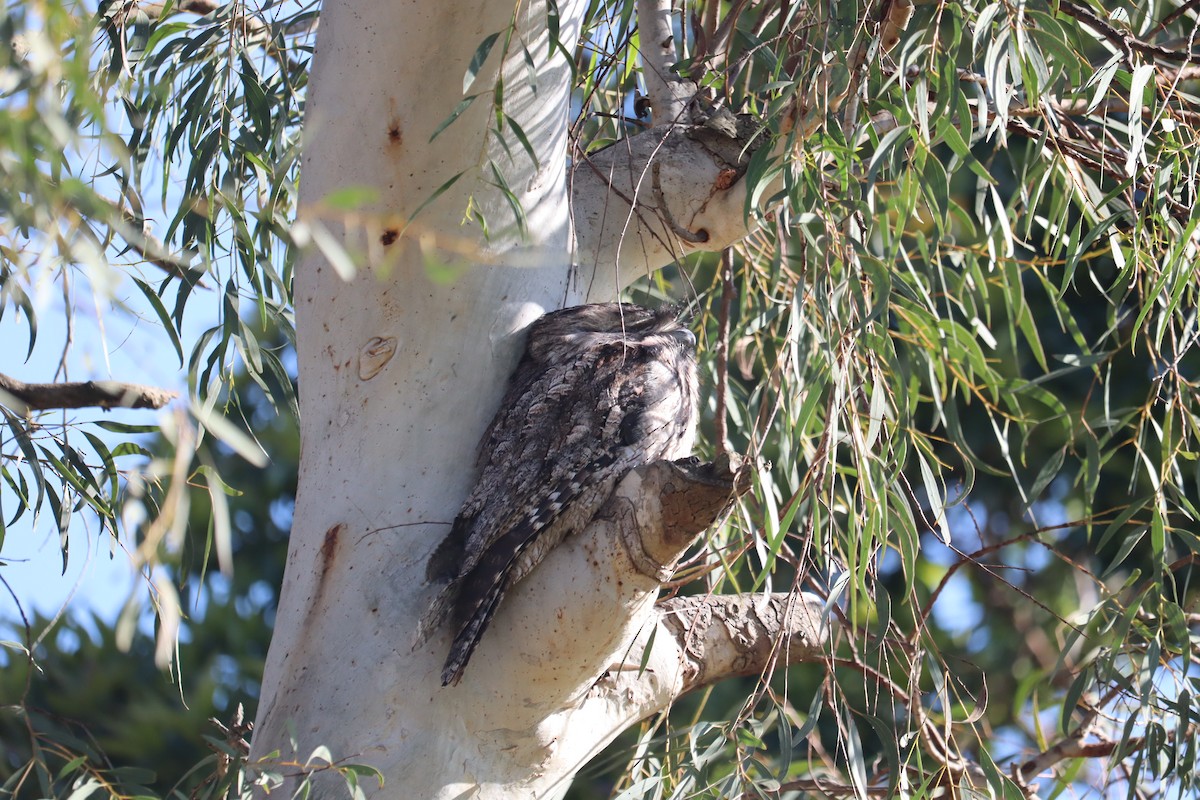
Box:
2;0;1198;798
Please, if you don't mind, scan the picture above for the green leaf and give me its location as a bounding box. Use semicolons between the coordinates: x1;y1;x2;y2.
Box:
935;116;994;185
1126;64;1156;174
132;278;184;365
191;400;268;468
55;755;88;781
916;450;947;543
2;409;44;516
1029;446;1066;504
503;114;539;167
463;32;501;94
406;170;466;227
430;94;480;142
92;420;162;434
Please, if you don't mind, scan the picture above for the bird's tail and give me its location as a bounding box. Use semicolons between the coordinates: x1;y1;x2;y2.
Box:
440;573;510;686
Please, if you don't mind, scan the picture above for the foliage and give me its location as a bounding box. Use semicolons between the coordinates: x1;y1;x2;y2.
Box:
1;0;309;790
580;0;1200;796
1;0;1199;798
0;0;306;591
0;335;294;795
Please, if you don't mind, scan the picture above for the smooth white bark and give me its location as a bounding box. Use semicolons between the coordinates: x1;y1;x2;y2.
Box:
250;0;791;796
572;119;763;295
251;0;588;791
635;0;691;124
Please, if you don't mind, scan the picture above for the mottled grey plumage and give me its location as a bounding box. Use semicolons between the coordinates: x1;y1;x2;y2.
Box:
417;303;699;686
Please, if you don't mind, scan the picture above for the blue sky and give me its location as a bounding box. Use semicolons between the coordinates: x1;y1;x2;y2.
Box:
0;279;219;635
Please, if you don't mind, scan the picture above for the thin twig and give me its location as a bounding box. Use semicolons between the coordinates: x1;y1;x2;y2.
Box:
1058;0;1200;64
774;776;893;796
714;248;734;449
1151;0;1200;35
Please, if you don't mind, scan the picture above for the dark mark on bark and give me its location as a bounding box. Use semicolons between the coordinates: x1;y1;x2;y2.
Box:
315;523;343;598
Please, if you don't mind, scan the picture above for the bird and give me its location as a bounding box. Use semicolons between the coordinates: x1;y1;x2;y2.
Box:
416;302;699;686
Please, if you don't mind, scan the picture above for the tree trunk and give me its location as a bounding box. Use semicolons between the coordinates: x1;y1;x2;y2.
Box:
249;0;825;796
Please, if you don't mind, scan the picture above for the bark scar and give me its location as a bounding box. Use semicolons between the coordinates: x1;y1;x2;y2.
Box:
315;523;343;599
359;337;397;380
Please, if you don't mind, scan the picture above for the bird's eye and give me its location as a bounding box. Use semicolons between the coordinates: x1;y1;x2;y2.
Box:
670;328;697;349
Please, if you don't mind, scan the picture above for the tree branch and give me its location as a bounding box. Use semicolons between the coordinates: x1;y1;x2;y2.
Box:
658;592;828;694
571;455;829;715
0;372;177;411
635;0;693;124
102;194;206;283
572;117;766;294
613;453;753;580
1016;732;1141;786
871;65;1196;222
574;589;828;744
134;0;222;17
1058;0;1200;64
1015;715;1198;789
104;0;312;78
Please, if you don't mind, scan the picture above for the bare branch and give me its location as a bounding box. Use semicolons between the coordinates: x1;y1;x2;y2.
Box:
658;592;828;694
1016;732;1141;786
579;589;829;742
776;776;893;797
1058;0;1200;64
0;372;177;411
1016;713;1197;789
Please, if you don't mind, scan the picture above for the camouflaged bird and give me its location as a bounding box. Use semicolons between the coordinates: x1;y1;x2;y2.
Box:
416;302;699;686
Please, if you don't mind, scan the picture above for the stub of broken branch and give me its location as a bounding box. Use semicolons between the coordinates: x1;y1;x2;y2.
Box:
608;451;753;581
0;372;177;412
578;454;829;723
606;454;831;693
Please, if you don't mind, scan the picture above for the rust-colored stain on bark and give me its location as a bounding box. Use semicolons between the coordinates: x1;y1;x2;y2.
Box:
714;168;739;190
387;119;403;147
316;523;343;591
303;523;344;626
320;523;341;562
